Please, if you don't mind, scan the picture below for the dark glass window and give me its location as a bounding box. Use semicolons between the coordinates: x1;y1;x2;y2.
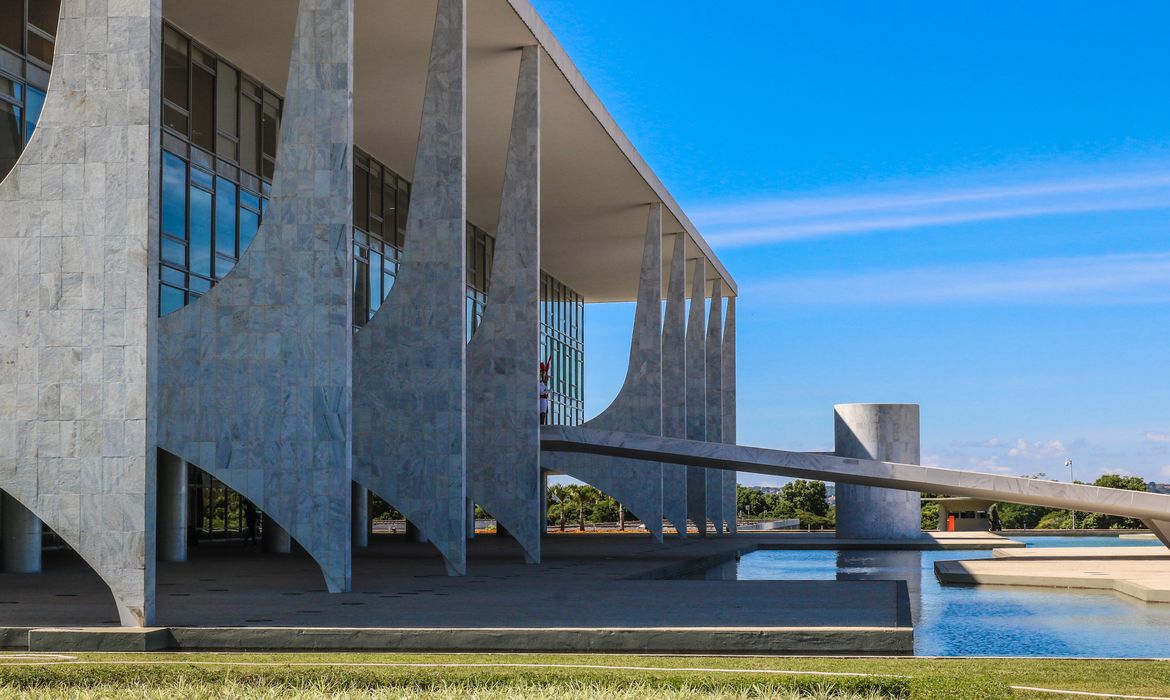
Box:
161;151;187;238
539;272;585;425
190;64;215;151
25;0;58;65
0;0;22;54
215;62;238;159
0;98;19;176
239;94;259;173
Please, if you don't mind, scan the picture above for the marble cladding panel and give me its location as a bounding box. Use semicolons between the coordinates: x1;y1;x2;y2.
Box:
156;0;354;592
660;233;688;537
543;204;664;541
467;46;541;564
684;257;707;534
353;0;468;575
0;0;160;626
721;296;737;534
704;279;724;534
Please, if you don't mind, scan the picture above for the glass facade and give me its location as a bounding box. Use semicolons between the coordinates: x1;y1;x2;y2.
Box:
541;272;585;425
465;224;494;341
0;0;57;181
352;147;408;328
159;24;278;315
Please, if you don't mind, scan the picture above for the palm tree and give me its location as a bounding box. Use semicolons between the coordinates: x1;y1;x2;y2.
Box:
546;484;569;532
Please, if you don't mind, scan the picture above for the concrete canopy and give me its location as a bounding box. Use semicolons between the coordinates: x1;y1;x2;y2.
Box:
162;0;735;302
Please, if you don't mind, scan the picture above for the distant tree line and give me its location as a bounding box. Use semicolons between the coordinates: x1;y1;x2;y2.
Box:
545;484;631;530
736;480;834;529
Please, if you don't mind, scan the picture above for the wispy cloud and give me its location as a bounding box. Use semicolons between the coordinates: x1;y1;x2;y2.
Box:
695;167;1170;247
746;251;1170;306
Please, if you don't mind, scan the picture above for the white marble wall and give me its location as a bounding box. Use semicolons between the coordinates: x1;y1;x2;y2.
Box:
468;46;541;564
353;0;469;575
660;233;688;537
543;205;665;540
0;0;160;626
156;0;354;592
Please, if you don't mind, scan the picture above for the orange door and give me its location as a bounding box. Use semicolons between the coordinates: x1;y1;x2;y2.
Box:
946;514;956;532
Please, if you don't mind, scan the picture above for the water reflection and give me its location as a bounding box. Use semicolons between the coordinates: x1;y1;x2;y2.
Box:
836;550;923;624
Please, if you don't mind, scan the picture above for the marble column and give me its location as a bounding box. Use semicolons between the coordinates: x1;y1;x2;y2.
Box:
353;0;468;576
543;204;665;541
0;0;160;625
721;296;738;534
157;451;188;563
1144;519;1170;548
661;233;688;537
352;483;368;549
834;404;923;540
467;46;541;564
1;493;42;574
156;0;354;593
685;259;707;535
704;280;724;534
262;516;292;554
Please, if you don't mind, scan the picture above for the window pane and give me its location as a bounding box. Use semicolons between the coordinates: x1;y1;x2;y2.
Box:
161;237;185;265
353;166;368;230
23;86;44;144
239;209;259;254
189;185;212;277
161;151;187;238
190;165;213;191
26;32;54;65
0;100;19;178
190;67;214;151
353;256;369;325
241;189;260;212
0;0;21;54
216;61;238;134
369;249;382;314
216;255;235;278
239;97;259;174
261;96;279;160
29;0;61;37
160;285;186;316
163;28;189;109
215;177;237;257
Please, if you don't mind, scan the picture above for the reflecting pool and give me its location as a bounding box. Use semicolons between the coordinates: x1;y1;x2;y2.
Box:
696;536;1170;657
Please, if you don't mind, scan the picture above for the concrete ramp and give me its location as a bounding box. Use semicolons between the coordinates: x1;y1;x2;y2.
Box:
541;427;1170;547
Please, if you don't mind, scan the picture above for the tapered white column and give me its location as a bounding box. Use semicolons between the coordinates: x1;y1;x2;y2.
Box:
353;0;468;576
467;45;541;563
704;280;724;535
661;233;688;537
685;259;707;535
157;452;188;563
722;296;737;534
1;493;41;574
834;404;923;540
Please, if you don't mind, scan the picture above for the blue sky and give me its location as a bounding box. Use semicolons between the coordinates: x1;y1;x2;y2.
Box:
530;0;1170;486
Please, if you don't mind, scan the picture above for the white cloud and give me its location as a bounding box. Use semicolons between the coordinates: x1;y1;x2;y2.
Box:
1144;431;1170;443
743;251;1170;307
694;166;1170;248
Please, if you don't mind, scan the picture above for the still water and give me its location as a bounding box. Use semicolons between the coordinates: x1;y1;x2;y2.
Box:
699;536;1170;657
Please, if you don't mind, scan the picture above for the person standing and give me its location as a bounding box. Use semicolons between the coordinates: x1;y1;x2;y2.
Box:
539;359;550;425
243;502;257;545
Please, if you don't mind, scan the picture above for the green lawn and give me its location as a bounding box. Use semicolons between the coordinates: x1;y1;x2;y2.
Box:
0;652;1166;699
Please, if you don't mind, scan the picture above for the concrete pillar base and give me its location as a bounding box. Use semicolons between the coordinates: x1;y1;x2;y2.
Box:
352;483;369;549
1;493;42;573
262;517;292;553
834;404;923;540
158;451;188;562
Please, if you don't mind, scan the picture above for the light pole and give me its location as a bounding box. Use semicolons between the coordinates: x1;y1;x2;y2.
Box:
1066;458;1076;530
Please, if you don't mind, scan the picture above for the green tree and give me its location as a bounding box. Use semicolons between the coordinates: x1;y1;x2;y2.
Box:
546;484;570;531
921;500;939;530
780;480;828;517
1080;475;1148;529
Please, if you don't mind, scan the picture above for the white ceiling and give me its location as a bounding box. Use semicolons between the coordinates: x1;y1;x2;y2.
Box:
164;0;736;302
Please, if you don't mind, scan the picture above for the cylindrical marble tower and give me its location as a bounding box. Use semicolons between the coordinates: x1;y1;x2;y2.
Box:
833;404;923;540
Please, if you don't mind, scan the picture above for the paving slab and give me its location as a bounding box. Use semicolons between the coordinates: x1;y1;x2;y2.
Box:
936;546;1170;603
0;534;918;654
